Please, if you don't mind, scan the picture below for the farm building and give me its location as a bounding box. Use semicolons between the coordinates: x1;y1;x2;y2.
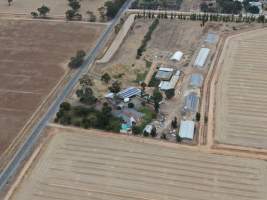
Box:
179;120;195;140
190;74;203;88
184;92;199;113
155;67;174;81
159;70;180;90
194;48;210;68
117;87;141;99
170;51;183;61
205;33;218;44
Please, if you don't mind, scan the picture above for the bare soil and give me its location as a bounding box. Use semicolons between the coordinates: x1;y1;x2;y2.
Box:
8;126;267;200
0;19;104;164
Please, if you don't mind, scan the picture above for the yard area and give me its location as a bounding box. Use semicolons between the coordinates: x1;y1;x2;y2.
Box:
0;19;105;166
8;127;267;200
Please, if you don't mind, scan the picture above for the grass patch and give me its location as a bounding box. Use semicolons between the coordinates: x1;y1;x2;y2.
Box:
148;72;160;87
138;106;156;129
135;70;148;83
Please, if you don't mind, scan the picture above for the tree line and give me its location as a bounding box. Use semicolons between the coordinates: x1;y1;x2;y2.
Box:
134;11;267;24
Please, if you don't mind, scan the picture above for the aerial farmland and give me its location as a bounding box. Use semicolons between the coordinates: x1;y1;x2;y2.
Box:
9;127;267;200
214;28;267;149
0;19;105;168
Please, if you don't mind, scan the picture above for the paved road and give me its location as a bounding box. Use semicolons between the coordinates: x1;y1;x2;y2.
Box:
0;0;134;192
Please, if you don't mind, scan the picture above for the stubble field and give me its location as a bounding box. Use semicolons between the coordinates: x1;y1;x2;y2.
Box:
0;0;106;19
215;28;267;149
9;128;267;200
0;19;104;160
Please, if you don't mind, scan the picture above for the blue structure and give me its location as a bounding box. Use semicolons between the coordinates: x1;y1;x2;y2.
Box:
184;93;199;112
190;74;203;88
117;87;141;99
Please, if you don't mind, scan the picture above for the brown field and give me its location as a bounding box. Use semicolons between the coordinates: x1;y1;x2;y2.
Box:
0;0;105;19
0;19;104;160
215;28;267;149
8;127;267;200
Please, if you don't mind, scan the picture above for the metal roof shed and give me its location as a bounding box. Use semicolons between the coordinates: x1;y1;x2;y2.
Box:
184;93;199;112
190;74;203;88
159;70;180;90
156;69;173;81
194;48;210;68
179;120;195;140
170;51;183;61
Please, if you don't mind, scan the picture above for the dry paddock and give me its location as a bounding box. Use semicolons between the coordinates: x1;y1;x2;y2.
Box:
9;128;267;200
215;28;267;149
0;0;106;19
0;19;105;158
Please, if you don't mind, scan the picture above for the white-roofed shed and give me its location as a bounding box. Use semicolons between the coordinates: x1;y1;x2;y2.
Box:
170;51;183;61
159;70;180;90
194;48;210;68
179;120;195;140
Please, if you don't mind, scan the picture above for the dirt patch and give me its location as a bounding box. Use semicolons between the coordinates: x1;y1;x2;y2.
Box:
0;19;105;164
8;126;267;200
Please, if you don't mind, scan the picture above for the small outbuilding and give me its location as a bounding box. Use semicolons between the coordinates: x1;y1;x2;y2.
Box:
194;48;210;69
190;74;203;88
179;120;195;140
170;51;183;62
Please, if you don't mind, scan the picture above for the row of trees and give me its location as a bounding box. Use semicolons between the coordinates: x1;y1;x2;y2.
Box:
135;11;267;24
136;18;159;59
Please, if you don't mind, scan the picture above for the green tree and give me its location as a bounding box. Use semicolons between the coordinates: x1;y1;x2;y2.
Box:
68;50;86;69
165;89;175;99
31;12;38;18
68;0;81;11
171;117;178;129
176;134;182;143
86;10;96;22
79;74;93;88
37;5;50;17
60;102;71;111
108;81;121;93
150;126;157;137
152;88;163;112
248;5;260;14
8;0;12;6
76;87;97;105
65;9;76;20
101;73;111;83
